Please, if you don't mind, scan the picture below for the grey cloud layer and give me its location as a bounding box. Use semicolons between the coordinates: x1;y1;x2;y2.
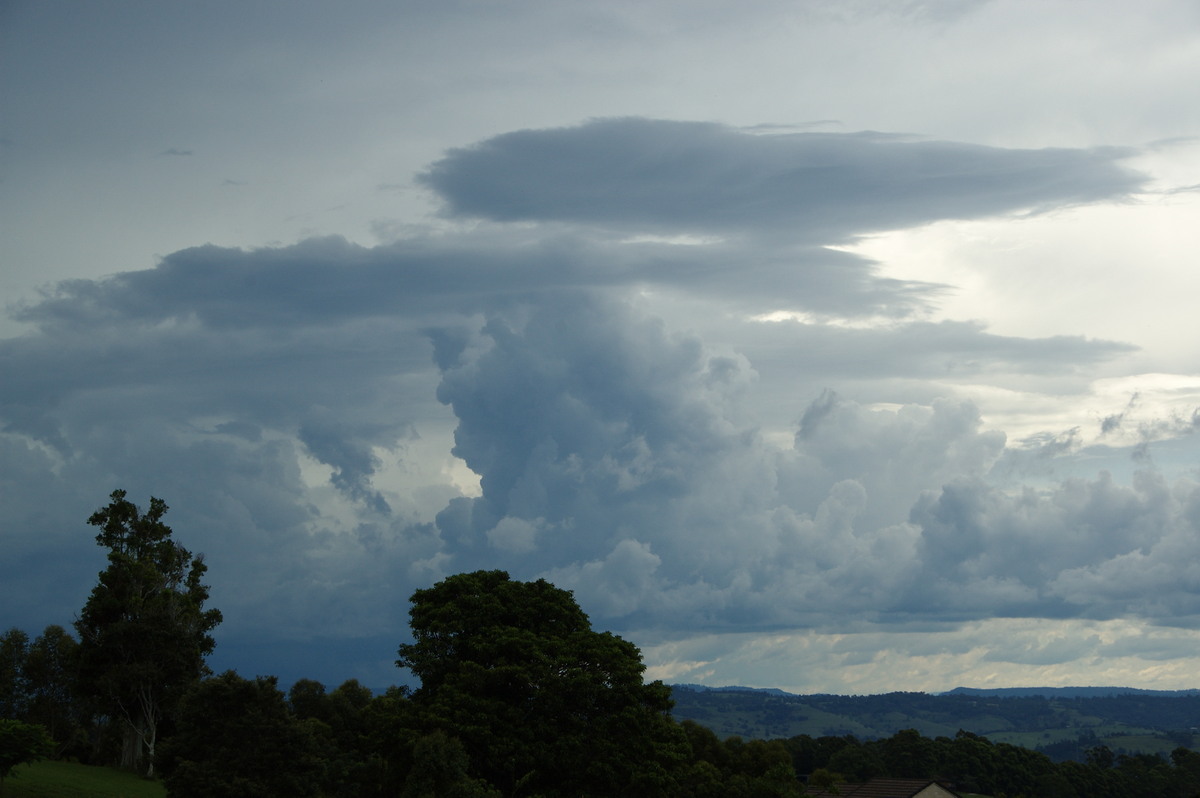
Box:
421;118;1145;238
0;118;1175;687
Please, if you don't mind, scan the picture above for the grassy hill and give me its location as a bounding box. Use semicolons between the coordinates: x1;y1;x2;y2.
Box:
669;685;1200;760
1;760;165;798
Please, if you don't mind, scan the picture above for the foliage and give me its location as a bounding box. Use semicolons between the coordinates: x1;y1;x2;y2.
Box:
8;559;810;796
0;632;29;720
73;491;221;776
21;628;81;759
0;626;85;763
770;726;1200;798
399;731;499;798
287;677;381;796
0;720;52;792
158;671;327;798
356;685;418;794
397;570;689;797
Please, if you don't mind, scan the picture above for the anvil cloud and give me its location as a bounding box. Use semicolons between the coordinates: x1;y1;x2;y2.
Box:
3;1;1200;694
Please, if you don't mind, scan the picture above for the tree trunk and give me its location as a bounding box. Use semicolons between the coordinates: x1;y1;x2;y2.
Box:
145;723;156;779
120;721;142;771
137;685;158;778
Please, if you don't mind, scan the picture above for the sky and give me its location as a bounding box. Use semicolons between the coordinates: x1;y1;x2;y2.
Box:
3;0;1200;696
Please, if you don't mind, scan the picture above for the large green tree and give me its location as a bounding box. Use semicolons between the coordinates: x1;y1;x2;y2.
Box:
73;490;221;776
396;570;686;797
159;672;329;798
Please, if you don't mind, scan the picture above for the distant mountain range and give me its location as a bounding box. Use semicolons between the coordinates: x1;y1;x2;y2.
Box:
668;684;1200;761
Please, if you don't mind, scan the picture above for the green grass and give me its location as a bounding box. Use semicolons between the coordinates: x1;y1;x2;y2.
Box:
1102;733;1182;758
1;760;165;798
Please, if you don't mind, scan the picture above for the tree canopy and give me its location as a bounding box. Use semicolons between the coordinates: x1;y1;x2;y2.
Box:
0;631;28;720
73;490;221;776
397;569;686;797
159;671;328;798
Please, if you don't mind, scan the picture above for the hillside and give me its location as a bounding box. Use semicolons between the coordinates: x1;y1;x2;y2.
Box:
668;685;1200;760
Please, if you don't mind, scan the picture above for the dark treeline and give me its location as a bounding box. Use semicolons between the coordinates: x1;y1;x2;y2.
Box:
1;491;806;796
11;618;1200;798
2;583;805;796
782;728;1200;798
2;625;808;797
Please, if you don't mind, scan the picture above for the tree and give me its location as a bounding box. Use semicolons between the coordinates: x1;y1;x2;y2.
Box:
73;490;221;776
288;678;381;797
826;741;885;782
0;719;52;794
0;631;28;720
1170;747;1200;797
22;626;81;757
808;767;845;795
1086;743;1116;770
722;738;804;798
396;570;685;797
879;728;936;777
400;731;500;798
360;685;418;795
159;672;328;798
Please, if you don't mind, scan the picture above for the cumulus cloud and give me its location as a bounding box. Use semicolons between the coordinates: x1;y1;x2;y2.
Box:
421;292;1196;635
642;618;1200;694
546;539;663;617
486;516;542;553
0;116;1183;691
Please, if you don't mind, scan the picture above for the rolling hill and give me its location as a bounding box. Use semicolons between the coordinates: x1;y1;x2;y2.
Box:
668;685;1200;760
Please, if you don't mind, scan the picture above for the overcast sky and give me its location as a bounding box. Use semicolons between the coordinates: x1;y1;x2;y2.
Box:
4;0;1200;695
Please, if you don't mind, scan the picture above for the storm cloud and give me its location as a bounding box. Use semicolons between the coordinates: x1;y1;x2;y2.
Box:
1;94;1195;693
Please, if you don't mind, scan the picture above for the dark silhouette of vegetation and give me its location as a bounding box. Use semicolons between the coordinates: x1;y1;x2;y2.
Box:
74;491;222;776
0;631;28;721
21;625;82;758
397;569;689;797
148;569;805;796
158;672;329;798
778;728;1200;798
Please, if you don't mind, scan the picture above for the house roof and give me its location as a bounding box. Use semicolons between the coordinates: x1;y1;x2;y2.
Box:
806;777;962;798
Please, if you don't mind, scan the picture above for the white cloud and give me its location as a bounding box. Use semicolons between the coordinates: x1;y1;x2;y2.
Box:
5;1;1200;693
546;539;663;618
486;516;542;553
640;618;1200;694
